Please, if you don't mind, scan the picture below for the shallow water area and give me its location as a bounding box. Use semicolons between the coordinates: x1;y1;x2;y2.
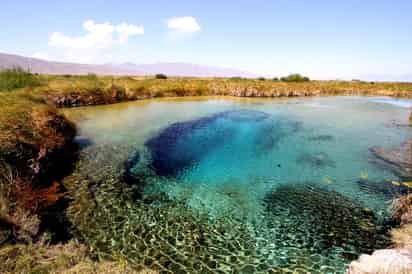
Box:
64;96;412;273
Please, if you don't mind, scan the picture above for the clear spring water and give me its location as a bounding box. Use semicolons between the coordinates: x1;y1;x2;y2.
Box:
64;96;412;273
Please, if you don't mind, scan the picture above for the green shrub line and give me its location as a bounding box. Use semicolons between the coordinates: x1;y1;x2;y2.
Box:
280;73;310;82
0;68;43;91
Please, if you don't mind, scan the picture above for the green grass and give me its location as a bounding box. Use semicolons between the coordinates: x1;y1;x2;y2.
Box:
0;68;43;92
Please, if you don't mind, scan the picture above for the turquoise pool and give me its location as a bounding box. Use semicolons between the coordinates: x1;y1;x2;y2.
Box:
64;96;412;273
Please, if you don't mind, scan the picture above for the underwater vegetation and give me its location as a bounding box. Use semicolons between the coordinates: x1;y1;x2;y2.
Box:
307;134;335;142
264;184;391;257
63;171;395;273
67;178;274;273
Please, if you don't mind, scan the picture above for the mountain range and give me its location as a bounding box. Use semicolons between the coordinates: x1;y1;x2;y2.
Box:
0;52;254;78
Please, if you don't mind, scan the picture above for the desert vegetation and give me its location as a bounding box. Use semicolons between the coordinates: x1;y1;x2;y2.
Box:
0;68;43;91
154;73;168;79
280;73;310;82
2;71;405;108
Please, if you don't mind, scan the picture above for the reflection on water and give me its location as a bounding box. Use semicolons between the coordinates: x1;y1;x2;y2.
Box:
64;96;412;273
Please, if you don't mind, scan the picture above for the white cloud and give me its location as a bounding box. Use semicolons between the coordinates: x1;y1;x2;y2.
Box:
116;22;144;43
47;20;144;63
49;20;144;49
167;16;201;33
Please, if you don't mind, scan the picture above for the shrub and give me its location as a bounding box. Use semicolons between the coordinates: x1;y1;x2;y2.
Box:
0;68;42;91
280;73;310;82
84;73;98;81
110;83;127;101
155;73;168;79
0;161;66;242
257;77;266;81
229;76;243;80
272;77;279;81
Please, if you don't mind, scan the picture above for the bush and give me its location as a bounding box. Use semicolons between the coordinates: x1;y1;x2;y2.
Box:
155;73;168;79
257;77;266;81
84;73;98;81
229;76;243;80
272;77;279;81
280;73;310;82
0;68;42;91
0;161;66;242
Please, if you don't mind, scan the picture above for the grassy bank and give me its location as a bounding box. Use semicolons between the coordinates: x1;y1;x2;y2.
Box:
0;89;81;272
1;71;412;108
39;75;412;107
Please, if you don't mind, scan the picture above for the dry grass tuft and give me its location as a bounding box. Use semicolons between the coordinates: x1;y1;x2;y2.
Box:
391;224;412;248
392;194;412;225
0;161;66;242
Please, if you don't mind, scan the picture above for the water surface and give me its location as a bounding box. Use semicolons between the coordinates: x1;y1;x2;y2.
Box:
64;96;412;273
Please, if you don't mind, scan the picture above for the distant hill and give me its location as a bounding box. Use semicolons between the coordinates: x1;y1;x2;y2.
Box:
0;52;254;78
0;53;140;75
111;62;254;78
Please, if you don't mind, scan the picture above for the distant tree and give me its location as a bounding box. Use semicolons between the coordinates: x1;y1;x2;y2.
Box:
280;73;310;82
272;77;279;81
257;77;266;81
155;73;168;79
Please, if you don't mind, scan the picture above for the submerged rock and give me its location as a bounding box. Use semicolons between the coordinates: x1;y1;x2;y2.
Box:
370;140;412;180
264;184;390;255
296;152;336;168
356;179;410;200
346;249;412;274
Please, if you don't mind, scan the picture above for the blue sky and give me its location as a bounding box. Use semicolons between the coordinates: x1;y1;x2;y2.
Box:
1;0;411;79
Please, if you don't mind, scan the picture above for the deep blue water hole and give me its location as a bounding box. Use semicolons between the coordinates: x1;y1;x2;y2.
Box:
145;109;301;180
